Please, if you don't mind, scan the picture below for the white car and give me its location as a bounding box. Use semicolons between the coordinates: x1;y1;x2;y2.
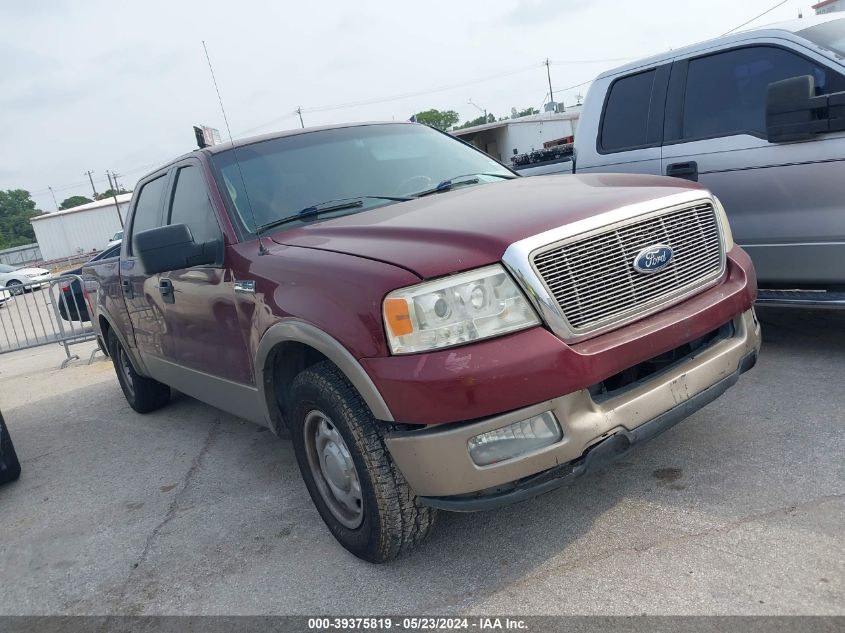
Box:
0;264;52;296
107;230;124;248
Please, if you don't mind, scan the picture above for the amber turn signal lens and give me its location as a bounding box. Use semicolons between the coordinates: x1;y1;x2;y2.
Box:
384;298;413;336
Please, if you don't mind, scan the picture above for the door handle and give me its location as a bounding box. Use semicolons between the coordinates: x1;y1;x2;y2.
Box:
158;279;175;304
665;161;698;181
121;278;133;299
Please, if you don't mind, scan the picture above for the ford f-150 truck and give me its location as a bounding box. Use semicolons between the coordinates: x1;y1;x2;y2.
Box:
86;121;760;562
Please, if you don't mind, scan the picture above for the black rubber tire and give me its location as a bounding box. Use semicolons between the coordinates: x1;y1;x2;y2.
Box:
107;329;171;414
0;411;22;485
6;280;23;296
289;361;436;563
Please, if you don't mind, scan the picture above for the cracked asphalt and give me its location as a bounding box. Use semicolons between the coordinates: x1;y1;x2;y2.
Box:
0;307;842;615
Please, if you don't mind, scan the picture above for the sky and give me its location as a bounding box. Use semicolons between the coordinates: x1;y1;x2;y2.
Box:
0;0;808;212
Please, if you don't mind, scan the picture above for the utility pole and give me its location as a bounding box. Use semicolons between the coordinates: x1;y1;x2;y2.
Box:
544;58;563;112
106;171;125;228
84;170;99;198
48;186;59;211
296;106;304;128
112;171;123;192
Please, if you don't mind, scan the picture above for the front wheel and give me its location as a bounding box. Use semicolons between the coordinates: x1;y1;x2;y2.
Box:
0;411;21;485
289;361;436;563
107;329;170;414
6;280;23;296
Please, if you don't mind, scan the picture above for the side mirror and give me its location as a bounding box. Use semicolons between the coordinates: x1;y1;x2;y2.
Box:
133;224;220;275
766;75;829;142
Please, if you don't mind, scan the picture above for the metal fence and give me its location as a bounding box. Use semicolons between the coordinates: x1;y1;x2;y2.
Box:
0;274;102;368
0;243;42;267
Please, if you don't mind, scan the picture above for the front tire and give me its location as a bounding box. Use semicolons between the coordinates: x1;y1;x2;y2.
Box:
0;411;21;485
289;361;436;563
107;329;170;413
6;280;23;296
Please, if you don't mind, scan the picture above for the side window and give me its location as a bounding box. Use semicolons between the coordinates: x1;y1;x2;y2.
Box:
682;45;845;140
600;69;656;152
130;175;168;254
168;165;221;245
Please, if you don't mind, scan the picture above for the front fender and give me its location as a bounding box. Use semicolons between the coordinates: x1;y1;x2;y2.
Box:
255;318;394;433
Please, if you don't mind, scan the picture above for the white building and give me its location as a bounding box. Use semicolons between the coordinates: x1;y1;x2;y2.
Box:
451;107;581;165
813;0;844;13
30;193;131;261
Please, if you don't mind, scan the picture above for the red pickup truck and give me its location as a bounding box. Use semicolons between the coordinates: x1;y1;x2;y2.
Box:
86;122;760;562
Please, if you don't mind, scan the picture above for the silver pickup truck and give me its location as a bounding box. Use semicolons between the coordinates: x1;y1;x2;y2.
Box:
572;15;845;307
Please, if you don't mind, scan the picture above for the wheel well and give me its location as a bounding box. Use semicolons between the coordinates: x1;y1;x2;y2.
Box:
98;316;112;356
265;341;329;434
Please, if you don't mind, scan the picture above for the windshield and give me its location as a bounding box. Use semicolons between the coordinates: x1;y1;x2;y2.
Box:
0;264;16;273
798;18;845;59
90;244;121;262
210;123;513;233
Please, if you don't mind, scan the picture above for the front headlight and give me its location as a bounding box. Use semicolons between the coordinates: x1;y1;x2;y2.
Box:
383;264;540;354
712;196;735;251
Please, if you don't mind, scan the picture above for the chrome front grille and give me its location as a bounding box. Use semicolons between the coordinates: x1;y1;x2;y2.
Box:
532;202;724;335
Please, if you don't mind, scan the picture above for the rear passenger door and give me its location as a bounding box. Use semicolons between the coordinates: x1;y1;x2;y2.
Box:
158;159;253;385
662;43;845;285
577;64;670;175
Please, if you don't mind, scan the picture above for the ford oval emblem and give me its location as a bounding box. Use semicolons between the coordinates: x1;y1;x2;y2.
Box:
632;244;674;274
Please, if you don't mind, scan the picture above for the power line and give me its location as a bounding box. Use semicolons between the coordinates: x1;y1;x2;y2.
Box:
721;0;789;36
236;63;543;135
236;58;628;137
548;57;635;65
29;57;624;196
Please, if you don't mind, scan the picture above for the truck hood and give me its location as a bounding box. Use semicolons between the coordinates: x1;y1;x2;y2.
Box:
269;173;705;279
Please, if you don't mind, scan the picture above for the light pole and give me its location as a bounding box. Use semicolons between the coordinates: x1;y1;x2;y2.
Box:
468;98;487;123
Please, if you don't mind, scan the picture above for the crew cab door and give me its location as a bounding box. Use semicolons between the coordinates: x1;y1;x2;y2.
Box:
576;64;670;175
662;43;845;286
157;159;253;386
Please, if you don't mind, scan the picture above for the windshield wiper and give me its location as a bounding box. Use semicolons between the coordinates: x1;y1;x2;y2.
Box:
255;195;412;234
410;172;517;198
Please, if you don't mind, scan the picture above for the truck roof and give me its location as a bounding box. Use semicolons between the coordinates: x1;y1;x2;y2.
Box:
596;13;844;80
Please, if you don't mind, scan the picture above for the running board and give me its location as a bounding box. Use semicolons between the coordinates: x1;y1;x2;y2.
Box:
757;289;845;308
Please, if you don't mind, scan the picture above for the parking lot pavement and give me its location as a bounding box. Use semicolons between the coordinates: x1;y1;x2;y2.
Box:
0;308;842;616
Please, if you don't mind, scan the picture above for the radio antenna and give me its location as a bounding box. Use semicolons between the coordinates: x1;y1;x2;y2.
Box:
201;41;267;254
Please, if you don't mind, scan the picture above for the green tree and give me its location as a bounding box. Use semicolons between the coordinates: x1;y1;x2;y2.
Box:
95;188;129;201
517;107;539;117
0;190;42;249
59;195;93;210
413;109;460;131
457;113;497;129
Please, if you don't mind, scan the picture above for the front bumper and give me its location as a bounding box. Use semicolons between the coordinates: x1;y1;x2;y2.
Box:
25;276;51;288
384;308;761;506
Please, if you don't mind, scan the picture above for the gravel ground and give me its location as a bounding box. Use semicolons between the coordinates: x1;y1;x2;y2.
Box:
0;307;842;615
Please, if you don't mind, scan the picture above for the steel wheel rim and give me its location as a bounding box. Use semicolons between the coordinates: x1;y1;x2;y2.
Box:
303;410;363;529
118;347;135;399
7;282;22;296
